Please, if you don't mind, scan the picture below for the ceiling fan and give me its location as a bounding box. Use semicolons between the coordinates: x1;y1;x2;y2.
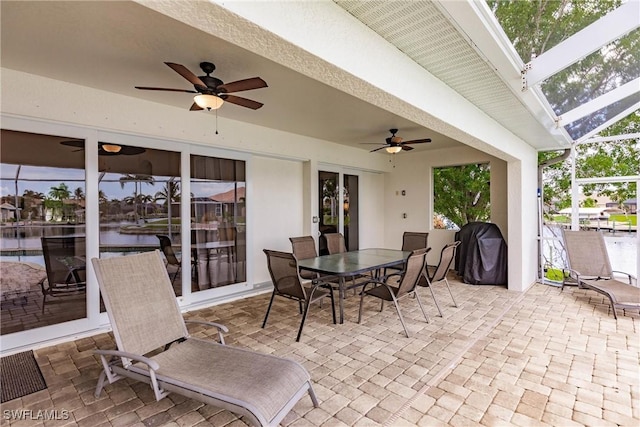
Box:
60;140;146;156
135;61;267;110
364;129;432;153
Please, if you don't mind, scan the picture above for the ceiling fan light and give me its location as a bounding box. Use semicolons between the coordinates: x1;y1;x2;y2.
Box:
102;144;122;153
194;94;224;110
386;146;402;154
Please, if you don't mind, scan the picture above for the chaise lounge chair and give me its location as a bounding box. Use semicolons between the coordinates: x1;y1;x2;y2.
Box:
562;230;640;319
91;250;318;427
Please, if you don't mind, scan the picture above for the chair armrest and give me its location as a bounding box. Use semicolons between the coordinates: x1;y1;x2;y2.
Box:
379;272;402;282
363;272;402;287
612;270;636;284
94;349;168;401
94;349;160;371
185;320;228;344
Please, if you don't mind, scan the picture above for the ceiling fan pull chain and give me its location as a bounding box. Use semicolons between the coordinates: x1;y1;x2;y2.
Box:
215;108;219;135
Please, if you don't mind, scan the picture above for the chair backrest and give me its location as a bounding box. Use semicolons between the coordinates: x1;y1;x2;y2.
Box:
430;241;461;282
396;248;429;295
289;236;317;260
92;251;188;359
263;250;306;300
562;230;613;278
41;236;86;285
325;233;346;255
402;232;429;251
156;235;179;266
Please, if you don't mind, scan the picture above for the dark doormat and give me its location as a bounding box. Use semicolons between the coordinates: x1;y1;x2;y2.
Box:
1;350;47;403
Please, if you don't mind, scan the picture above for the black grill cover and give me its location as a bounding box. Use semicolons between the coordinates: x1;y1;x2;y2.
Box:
455;222;507;285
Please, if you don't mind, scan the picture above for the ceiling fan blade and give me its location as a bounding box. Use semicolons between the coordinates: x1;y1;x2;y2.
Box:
222;94;264;110
164;62;207;89
401;145;415;151
217;77;268;93
189;102;203;111
135;86;198;93
369;146;387;153
402;138;432;144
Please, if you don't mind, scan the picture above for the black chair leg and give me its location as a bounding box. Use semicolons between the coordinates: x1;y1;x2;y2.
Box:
262;290;277;328
329;289;337;324
296;298;313;342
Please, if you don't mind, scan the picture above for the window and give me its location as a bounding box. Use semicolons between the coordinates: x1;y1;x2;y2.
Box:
0;130;87;333
97;143;182;296
190;155;246;290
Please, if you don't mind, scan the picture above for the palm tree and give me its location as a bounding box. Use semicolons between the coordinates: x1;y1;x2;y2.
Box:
119;174;155;223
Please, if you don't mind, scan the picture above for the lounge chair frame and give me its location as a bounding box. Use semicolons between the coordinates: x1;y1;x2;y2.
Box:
562;230;639;319
92;250;318;427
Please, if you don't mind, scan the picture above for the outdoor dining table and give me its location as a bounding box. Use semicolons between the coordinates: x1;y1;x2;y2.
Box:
297;248;411;324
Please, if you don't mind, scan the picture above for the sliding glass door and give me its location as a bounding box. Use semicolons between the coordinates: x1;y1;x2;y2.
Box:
318;170;358;255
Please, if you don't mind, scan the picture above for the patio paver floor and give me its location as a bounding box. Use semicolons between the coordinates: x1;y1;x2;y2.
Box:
1;276;638;426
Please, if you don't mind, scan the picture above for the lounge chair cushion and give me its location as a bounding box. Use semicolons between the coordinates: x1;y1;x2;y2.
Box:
135;338;310;423
581;279;640;307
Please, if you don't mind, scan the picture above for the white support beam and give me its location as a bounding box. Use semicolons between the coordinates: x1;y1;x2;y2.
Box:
525;0;640;86
576;103;640;143
579;133;640;145
560;78;640;125
575;175;639;185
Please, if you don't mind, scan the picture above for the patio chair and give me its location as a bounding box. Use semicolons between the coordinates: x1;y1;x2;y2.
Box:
324;232;368;294
157;235;182;284
289;236;320;281
263;249;336;342
40;236;86;314
402;231;429;251
386;231;430;275
92;251;318;427
157;235;200;285
358;248;430;337
325;233;347;255
419;241;461;315
561;230;639;319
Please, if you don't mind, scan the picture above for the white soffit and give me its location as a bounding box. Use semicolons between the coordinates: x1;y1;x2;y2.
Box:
335;0;569;150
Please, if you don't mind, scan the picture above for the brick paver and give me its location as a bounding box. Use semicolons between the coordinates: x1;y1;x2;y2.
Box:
2;277;639;426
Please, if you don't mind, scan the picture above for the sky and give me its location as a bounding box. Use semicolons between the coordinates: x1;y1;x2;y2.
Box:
0;164;241;201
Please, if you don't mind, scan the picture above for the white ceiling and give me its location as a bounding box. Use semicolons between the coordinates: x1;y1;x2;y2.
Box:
0;0;556;153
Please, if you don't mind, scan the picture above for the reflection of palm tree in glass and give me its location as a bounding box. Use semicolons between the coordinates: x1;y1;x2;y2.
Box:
47;183;71;221
73;187;85;201
22;189;45;221
119;174;155;224
139;194;154;222
154;181;181;208
155;180;181;234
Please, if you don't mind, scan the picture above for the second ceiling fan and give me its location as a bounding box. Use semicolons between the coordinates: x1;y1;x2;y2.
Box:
135;61;267;110
365;129;432;153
